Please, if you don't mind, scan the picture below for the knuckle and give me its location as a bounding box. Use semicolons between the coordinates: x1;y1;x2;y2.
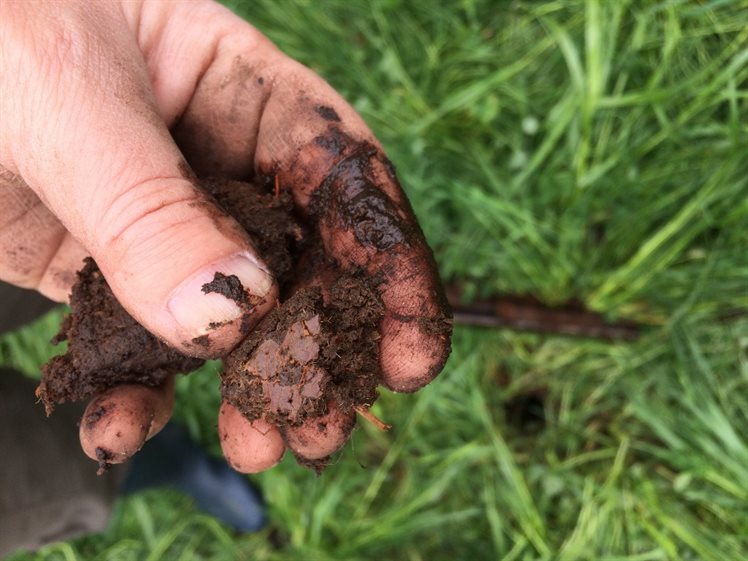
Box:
94;176;206;256
33;25;94;93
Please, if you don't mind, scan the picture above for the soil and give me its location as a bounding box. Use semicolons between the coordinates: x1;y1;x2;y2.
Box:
37;257;204;413
202;272;251;305
38;177;386;468
200;177;303;290
222;273;383;428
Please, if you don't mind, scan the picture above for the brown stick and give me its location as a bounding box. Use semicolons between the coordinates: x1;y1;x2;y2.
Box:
355;406;391;431
446;285;642;341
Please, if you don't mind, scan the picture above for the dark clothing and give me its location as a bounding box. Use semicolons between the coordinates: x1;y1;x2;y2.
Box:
0;283;122;556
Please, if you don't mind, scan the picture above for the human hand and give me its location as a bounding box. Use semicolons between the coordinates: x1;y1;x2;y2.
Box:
0;0;451;471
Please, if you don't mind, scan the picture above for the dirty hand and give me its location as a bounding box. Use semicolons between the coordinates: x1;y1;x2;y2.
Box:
0;0;450;471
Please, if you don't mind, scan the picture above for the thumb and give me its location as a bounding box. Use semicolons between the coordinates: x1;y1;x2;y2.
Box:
0;2;277;356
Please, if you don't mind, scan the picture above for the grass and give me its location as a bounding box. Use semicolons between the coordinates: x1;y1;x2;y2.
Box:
2;0;748;559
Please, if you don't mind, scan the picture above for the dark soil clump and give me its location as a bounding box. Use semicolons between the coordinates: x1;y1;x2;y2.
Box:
38;177;388;469
222;274;383;428
200;177;303;290
202;272;250;305
37;258;204;413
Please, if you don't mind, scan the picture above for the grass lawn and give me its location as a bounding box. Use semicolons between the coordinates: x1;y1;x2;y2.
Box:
2;0;748;559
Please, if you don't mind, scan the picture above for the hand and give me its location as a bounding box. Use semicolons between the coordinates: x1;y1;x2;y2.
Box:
0;0;450;471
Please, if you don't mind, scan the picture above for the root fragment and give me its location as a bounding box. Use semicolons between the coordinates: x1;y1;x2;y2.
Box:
355;406;391;431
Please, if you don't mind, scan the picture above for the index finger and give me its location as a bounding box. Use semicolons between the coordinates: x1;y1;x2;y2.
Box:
253;61;452;392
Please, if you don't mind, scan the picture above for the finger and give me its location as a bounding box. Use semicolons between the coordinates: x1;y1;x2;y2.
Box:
332;228;452;392
0;169;67;295
79;378;174;472
120;0;280;178
283;401;356;461
0;169;88;303
260;78;453;392
1;2;277;356
218;402;285;473
35;233;89;303
256;76;451;391
133;4;452;389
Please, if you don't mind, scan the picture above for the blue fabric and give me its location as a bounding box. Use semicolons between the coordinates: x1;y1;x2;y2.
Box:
123;422;266;532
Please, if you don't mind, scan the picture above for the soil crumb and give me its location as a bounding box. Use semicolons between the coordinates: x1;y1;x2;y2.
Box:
202;272;249;305
95;447;113;475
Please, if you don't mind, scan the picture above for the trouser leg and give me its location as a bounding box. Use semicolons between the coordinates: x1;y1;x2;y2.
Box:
0;283;123;556
0;283;57;332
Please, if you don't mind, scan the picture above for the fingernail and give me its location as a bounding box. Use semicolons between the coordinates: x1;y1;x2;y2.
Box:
167;252;274;337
